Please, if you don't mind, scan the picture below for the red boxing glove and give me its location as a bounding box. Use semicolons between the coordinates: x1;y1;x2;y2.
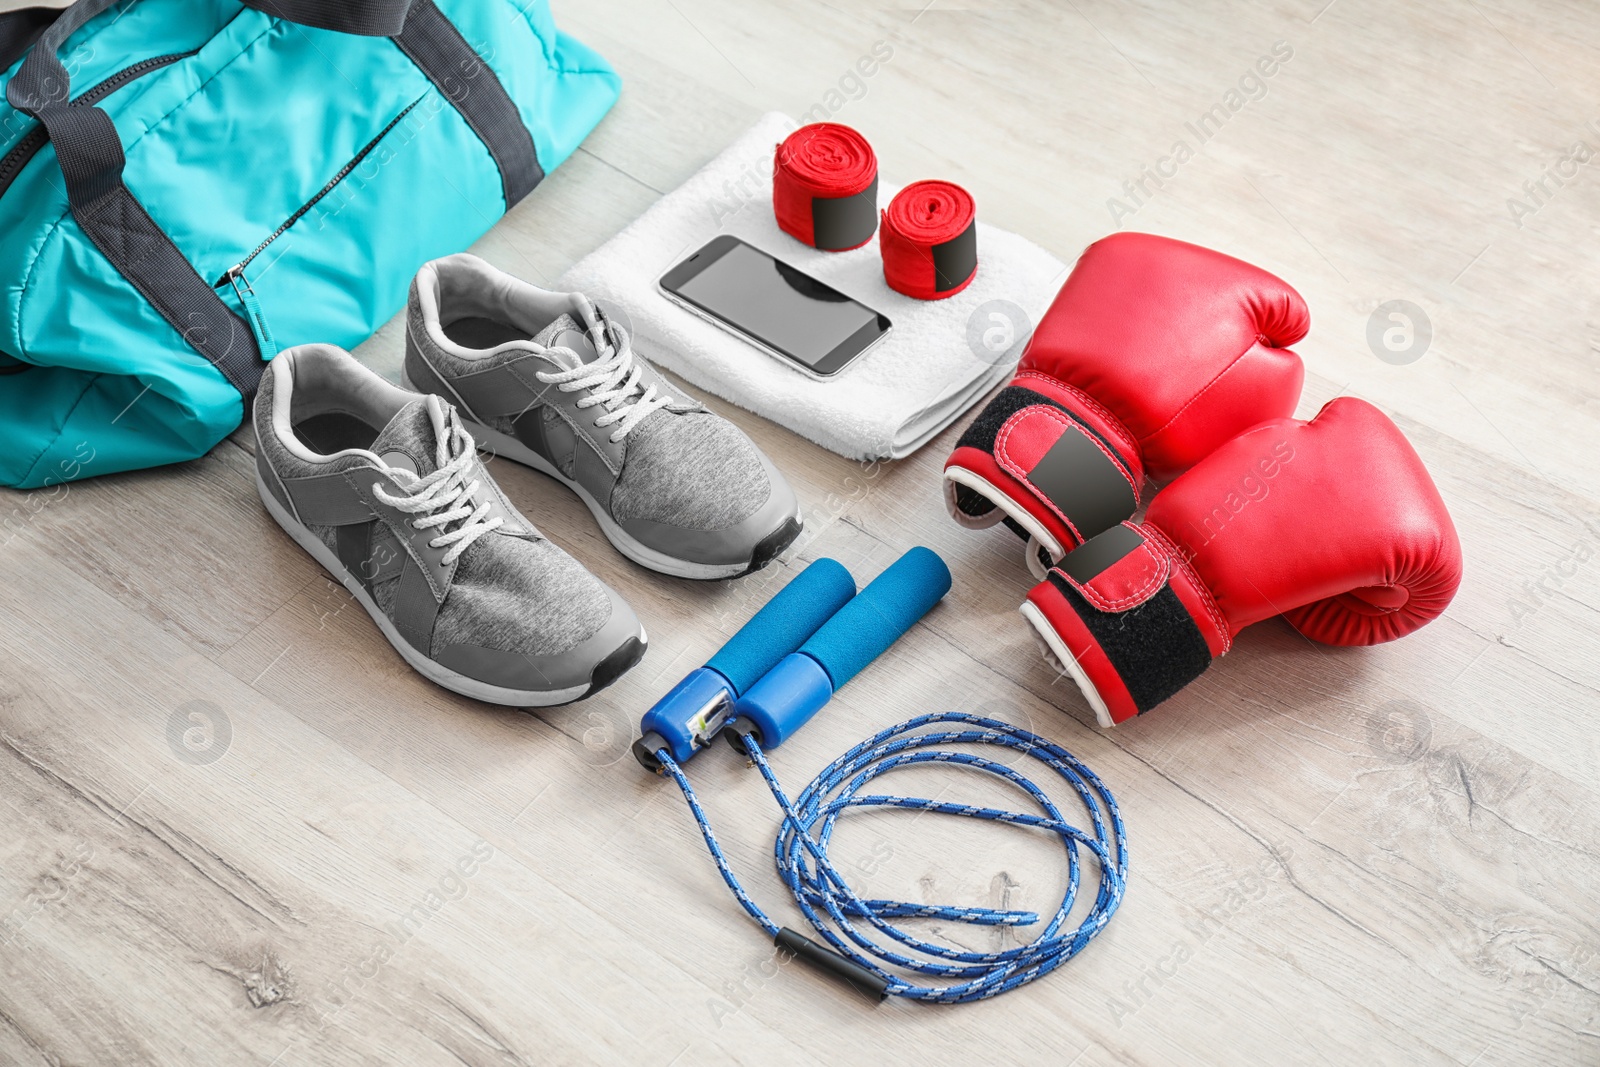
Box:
772;123;878;252
944;232;1308;571
1019;397;1463;725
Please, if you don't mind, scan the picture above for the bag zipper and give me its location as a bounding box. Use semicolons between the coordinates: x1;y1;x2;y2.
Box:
224;270;277;362
213;97;422;289
0;50;199;200
212;96;423;359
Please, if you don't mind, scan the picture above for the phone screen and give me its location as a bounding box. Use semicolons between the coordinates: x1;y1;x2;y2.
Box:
661;238;890;376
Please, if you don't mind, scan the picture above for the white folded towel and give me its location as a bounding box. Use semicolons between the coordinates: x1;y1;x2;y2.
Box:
558;112;1067;461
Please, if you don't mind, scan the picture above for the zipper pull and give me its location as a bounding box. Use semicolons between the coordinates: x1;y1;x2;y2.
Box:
219;266;277;361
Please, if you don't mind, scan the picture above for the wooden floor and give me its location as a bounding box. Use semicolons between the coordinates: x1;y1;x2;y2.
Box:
4;0;1599;1064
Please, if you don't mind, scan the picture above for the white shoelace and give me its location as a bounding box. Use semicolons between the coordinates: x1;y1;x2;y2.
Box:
371;396;503;566
535;320;673;442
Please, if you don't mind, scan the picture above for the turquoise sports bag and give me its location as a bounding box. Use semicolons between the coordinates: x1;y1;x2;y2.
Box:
0;0;618;489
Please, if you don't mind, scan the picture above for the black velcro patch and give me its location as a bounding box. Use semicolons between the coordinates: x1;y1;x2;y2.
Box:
1059;524;1145;583
952;386;1134;535
956;386;1058;454
1048;571;1212;714
931;220;977;291
1027;431;1138;542
810;175;879;251
957;386;1125;462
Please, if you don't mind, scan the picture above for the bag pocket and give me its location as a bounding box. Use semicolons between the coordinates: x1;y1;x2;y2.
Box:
211;94;427;359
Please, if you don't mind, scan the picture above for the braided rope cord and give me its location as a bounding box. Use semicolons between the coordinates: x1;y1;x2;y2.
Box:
655;712;1127;1004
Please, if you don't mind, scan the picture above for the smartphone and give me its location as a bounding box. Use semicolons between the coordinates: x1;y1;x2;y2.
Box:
658;235;892;379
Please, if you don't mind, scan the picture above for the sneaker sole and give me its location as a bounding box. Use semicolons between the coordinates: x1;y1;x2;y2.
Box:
439;405;798;581
256;467;642;706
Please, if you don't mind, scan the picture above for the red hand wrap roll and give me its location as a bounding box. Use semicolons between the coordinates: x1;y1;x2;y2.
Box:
773;123;879;252
880;180;978;300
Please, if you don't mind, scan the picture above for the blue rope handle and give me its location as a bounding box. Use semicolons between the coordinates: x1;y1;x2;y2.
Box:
655;712;1128;1003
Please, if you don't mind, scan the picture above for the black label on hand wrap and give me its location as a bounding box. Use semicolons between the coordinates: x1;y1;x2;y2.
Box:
809;174;879;251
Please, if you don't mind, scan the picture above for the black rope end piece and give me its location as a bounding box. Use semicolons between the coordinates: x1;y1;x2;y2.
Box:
775;927;889;1002
722;715;764;757
632;732;669;773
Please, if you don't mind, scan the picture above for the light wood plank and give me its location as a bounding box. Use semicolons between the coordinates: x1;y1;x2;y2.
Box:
2;0;1599;1063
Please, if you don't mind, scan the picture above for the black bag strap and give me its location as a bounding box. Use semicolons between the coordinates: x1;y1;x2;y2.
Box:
0;6;59;71
394;0;541;208
237;0;544;207
5;0;264;399
241;0;416;36
1;0;541;404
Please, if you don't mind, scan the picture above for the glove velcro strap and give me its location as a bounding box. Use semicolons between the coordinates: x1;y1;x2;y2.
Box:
946;385;1139;556
1046;524;1216;719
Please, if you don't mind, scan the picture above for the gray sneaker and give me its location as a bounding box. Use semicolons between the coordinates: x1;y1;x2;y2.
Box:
402;254;802;580
253;344;646;706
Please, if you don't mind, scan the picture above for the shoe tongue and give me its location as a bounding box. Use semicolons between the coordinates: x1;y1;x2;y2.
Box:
533;313;599;364
370;397;445;477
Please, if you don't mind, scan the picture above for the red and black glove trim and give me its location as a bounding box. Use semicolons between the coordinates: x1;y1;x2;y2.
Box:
1022;523;1222;724
1045;530;1212;714
949;385;1139;541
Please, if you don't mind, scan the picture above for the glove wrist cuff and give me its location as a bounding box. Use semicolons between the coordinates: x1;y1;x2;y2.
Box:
1022;523;1228;724
944;377;1142;562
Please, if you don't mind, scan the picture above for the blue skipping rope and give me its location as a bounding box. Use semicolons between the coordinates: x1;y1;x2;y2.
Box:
653;711;1128;1003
